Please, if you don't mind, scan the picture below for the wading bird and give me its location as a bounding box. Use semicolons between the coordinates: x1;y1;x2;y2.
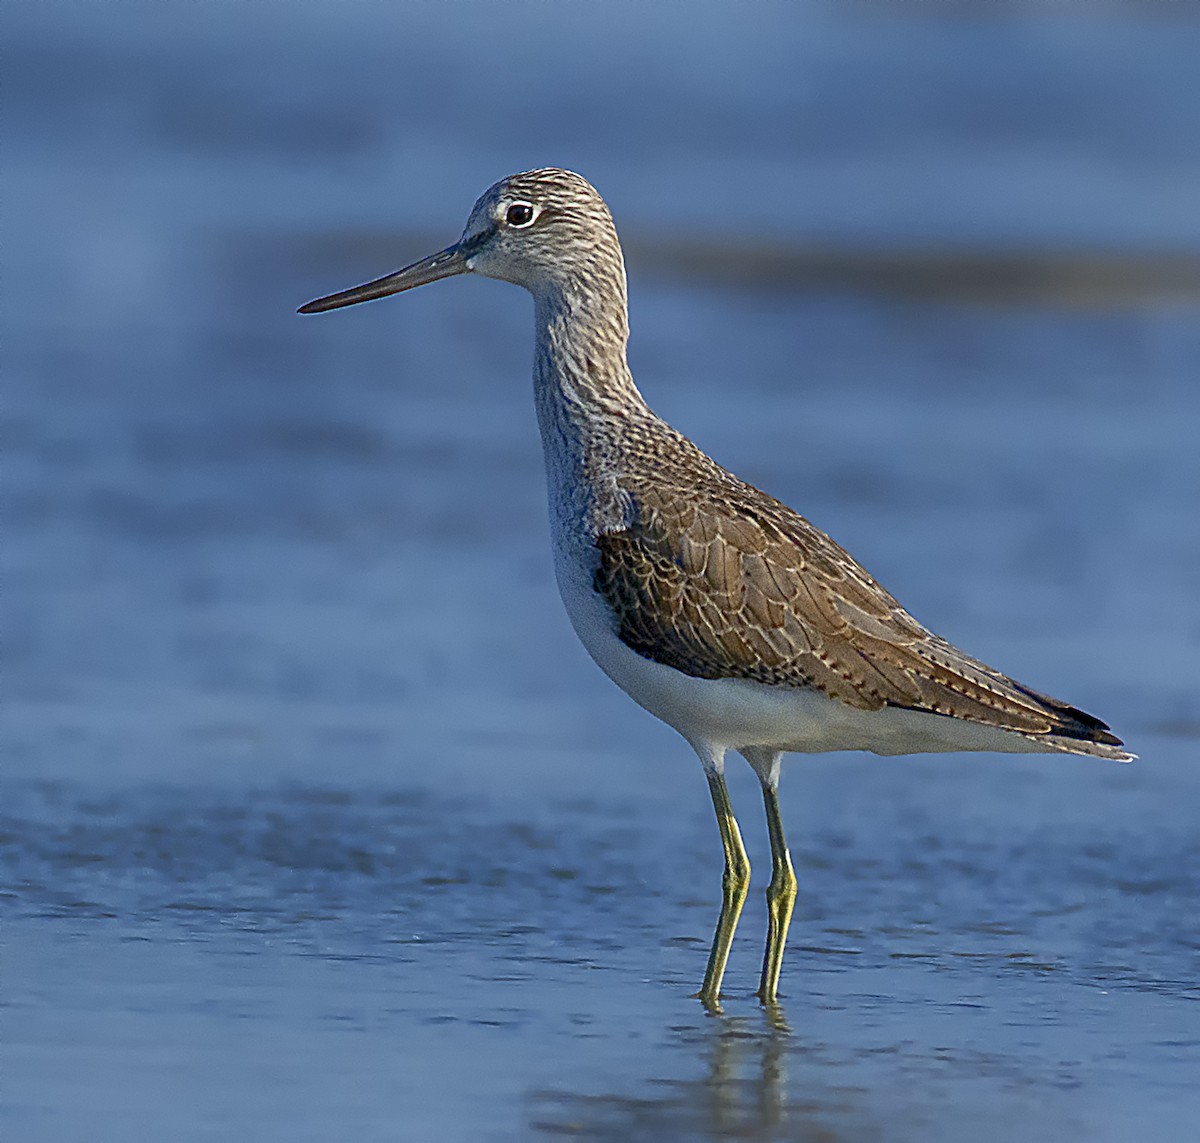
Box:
300;169;1130;1008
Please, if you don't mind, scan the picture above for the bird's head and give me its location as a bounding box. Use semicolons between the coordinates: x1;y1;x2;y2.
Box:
298;168;622;314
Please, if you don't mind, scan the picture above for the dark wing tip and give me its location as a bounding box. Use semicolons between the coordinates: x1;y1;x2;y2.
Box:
1016;683;1125;748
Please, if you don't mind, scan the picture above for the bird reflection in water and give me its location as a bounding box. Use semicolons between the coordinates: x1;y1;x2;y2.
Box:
530;1003;869;1140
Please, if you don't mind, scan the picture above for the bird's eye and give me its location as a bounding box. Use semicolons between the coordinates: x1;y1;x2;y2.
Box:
505;202;536;228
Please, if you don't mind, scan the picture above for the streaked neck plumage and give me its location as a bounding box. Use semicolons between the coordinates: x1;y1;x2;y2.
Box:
530;245;653;538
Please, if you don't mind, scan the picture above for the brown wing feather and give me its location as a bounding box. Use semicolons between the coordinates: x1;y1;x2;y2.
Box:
593;474;1124;750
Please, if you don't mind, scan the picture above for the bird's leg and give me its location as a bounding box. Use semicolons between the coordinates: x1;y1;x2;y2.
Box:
756;774;797;1004
698;766;751;1009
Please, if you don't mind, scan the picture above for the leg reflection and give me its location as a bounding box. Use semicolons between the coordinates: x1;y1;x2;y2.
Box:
704;1005;792;1136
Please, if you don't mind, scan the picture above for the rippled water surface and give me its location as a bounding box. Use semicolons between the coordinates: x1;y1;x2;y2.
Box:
5;3;1200;1140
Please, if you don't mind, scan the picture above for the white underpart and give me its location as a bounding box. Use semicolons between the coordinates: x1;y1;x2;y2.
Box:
553;544;1049;765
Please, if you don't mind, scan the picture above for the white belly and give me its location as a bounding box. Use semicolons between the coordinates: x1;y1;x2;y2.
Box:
552;542;1046;759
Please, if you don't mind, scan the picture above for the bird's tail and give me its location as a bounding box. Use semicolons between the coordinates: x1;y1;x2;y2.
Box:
1014;683;1135;762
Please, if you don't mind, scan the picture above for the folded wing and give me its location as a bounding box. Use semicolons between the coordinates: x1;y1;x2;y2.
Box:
593;479;1126;755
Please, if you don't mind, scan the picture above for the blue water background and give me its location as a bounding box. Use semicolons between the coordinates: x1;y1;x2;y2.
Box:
4;2;1199;1140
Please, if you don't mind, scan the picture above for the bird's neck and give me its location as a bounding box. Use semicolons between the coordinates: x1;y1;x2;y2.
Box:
530;272;653;535
531;267;644;408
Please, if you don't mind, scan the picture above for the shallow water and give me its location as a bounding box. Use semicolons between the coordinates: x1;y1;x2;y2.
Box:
5;3;1200;1140
6;763;1199;1141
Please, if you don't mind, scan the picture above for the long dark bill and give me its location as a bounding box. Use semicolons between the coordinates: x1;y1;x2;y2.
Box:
298;243;468;314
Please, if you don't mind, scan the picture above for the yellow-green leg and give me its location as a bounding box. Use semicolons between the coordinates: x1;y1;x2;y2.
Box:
756;781;797;1004
698;768;751;1009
